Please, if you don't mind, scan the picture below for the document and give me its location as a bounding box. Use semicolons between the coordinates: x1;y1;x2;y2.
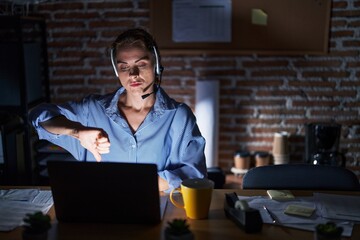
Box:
0;189;53;231
172;0;231;42
314;193;360;222
238;195;355;237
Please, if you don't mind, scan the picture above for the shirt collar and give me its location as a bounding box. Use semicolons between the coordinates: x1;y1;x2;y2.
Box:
99;87;177;117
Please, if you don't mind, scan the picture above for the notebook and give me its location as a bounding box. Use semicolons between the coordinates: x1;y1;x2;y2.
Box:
47;160;165;224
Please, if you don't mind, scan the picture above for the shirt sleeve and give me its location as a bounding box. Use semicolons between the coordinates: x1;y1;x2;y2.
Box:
28;99;90;160
157;104;208;191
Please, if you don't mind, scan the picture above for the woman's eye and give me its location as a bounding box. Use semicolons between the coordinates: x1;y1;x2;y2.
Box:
137;63;147;68
119;65;130;71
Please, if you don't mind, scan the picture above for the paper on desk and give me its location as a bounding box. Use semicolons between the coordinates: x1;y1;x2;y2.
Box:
238;195;354;237
314;193;360;222
0;189;53;232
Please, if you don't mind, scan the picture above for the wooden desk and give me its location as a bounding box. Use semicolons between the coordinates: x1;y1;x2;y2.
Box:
1;189;359;240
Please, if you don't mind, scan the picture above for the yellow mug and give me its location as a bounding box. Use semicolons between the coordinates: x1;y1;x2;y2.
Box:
170;178;214;219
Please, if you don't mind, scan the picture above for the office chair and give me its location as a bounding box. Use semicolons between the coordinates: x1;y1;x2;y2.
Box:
242;164;360;191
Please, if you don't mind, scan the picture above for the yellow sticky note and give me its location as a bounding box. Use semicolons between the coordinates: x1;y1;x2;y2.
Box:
251;9;268;26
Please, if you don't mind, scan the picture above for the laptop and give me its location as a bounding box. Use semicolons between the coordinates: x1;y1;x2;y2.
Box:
47;161;164;224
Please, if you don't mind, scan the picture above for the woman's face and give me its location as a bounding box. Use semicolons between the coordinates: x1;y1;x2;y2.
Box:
116;47;155;97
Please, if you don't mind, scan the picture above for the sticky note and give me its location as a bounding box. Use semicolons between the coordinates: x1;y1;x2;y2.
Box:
251;9;268;26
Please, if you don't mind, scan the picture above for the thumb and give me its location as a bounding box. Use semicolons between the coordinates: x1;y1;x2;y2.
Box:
89;149;102;162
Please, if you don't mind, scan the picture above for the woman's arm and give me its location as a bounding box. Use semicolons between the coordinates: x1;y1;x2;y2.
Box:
39;115;110;162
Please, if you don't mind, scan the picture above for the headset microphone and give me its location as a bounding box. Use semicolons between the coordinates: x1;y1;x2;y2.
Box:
141;91;154;99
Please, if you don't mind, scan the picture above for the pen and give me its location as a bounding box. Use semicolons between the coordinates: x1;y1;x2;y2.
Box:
263;205;278;224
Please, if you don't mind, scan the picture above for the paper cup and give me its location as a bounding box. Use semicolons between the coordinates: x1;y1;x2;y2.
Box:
272;131;289;155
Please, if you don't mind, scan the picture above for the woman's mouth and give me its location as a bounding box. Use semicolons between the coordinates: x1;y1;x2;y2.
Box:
130;82;142;87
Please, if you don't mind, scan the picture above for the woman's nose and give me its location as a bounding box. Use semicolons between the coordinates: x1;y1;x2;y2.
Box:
129;66;139;76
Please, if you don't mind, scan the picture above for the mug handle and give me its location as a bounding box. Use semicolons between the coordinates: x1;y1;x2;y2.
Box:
169;188;185;209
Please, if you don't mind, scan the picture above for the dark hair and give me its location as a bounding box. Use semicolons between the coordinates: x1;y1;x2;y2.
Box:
111;28;161;64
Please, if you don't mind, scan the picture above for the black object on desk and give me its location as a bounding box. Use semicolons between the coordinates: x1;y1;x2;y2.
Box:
224;192;263;233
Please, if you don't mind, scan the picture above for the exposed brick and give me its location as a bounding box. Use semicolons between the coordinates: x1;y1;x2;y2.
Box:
341;80;360;87
56;50;102;59
88;78;119;85
293;60;342;68
199;69;246;77
348;20;360;27
164;69;194;77
46;21;85;29
236;79;284;87
104;11;149;18
330;30;355;38
310;110;358;117
47;41;83;48
256;89;304;97
242;60;289;68
191;60;236;68
302;70;350;78
54;12;99;19
251;70;297;77
49;60;84;67
235;136;274;143
332;1;348;8
53;69;96;76
292;100;341;108
236;118;282;125
258;109;305;116
87;2;133;9
251;127;297;135
332;10;360;17
237;100;286;107
330;20;347;27
343;40;360;47
289;81;336;88
89;20;136;28
52;31;97;38
221;126;247;134
347;61;360;67
221;108;255;115
328;50;360;57
220;88;252;97
344;102;360;107
37;2;84;11
306;90;357;97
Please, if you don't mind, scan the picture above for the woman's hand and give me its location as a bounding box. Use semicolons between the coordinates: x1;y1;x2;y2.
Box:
76;128;111;162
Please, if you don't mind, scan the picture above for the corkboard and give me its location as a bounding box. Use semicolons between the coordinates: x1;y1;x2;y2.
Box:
150;0;331;55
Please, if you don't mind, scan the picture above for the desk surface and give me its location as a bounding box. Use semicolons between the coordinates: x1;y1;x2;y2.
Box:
1;188;359;240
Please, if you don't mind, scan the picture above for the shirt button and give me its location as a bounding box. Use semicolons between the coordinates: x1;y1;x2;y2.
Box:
131;144;136;148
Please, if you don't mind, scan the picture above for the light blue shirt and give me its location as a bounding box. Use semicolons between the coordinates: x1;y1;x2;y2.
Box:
29;87;207;190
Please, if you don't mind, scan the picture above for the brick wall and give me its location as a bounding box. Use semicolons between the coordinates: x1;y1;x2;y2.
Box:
19;0;360;171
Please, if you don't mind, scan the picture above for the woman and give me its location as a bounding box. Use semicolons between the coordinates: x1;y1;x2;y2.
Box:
30;28;207;192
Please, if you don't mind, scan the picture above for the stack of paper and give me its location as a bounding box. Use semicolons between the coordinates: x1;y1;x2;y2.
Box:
314;193;360;222
0;189;53;231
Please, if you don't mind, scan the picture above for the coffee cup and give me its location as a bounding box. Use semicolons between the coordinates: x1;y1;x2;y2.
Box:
255;151;270;167
234;151;251;169
272;131;289;155
170;178;214;219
